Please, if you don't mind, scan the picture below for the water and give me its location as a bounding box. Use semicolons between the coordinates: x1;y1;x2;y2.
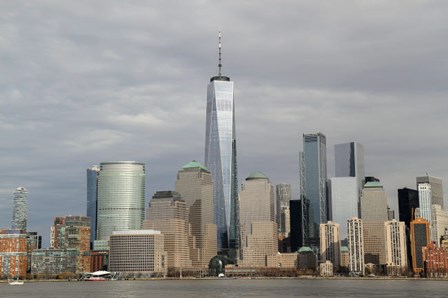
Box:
2;279;448;298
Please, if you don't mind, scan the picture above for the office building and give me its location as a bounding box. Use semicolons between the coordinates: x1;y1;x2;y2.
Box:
109;230;167;275
12;187;28;231
298;246;317;271
31;249;78;275
398;188;419;228
348;217;364;276
143;191;191;270
239;172;277;266
329;177;358;243
417;175;443;208
204;32;238;252
431;205;448;246
418;183;432;225
26;232;42;272
276;183;292;238
87;165;100;246
50;215;91;273
334;142;365;190
319;221;340;269
299;132;327;248
175;161;217;267
384;220;407;275
422;242;448;277
290;200;304;252
0;229;27;279
410;217;430;274
340;246;350;268
96;161;145;240
360;181;388;265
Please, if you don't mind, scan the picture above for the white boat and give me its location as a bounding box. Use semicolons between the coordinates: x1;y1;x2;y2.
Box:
8;278;24;285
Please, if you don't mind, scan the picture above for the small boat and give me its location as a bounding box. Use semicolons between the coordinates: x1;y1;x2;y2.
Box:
8;278;24;285
85;276;106;281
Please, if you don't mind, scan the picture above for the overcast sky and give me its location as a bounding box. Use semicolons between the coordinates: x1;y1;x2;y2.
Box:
1;1;447;246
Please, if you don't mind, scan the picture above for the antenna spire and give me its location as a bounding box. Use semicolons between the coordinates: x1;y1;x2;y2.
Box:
218;30;222;76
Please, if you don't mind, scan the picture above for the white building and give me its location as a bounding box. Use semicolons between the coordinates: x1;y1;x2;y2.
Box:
384;220;407;275
348;217;364;276
319;221;340;269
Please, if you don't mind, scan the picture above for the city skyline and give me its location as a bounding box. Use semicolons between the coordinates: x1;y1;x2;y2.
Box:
1;1;447;245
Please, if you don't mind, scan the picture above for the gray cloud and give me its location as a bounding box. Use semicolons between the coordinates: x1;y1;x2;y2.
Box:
1;0;447;245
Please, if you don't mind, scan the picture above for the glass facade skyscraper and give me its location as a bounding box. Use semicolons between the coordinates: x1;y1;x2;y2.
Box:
96;161;145;240
334;142;365;191
12;187;28;231
204;33;238;254
87;165;100;246
300;132;327;248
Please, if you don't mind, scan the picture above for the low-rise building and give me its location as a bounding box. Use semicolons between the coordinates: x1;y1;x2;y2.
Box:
0;229;27;279
31;249;78;275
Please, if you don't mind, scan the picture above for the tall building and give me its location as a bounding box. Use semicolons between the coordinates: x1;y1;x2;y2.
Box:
417;175;443;208
384;220;407;275
329;177;358;243
204;32;238;253
289;200;304;252
276;183;291;238
50;215;91;273
175;161;217;267
109;230;167;275
348;217;364;276
300;132;327;248
0;229;27;279
238;172;277;266
431;205;448;246
12;187;28;231
334;142;365;190
143;191;192;270
418;183;432;225
96;161;145;240
360;181;388;265
398;188;419;228
319;221;340;269
410;217;430;275
86;165;100;246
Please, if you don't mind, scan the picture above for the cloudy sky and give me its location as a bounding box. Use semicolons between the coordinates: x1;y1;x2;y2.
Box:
1;1;447;245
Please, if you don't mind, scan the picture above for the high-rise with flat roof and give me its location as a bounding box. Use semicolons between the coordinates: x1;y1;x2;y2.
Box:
398;188;419;228
204;33;238;254
334;142;365;190
87;165;100;246
330;177;358;243
300;132;327;248
175;161;217;267
12;187;28;231
384;220;407;275
348;217;364;276
417;175;443;208
96;161;145;240
320;221;340;269
276;183;291;238
410;217;430;274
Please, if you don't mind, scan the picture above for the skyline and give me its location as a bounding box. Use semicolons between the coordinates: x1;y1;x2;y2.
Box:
1;1;447;245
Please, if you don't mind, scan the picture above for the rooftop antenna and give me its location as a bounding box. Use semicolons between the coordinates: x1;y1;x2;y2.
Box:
218;30;222;76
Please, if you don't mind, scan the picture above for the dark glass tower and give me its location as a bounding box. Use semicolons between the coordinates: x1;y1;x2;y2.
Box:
204;32;239;257
87;165;100;247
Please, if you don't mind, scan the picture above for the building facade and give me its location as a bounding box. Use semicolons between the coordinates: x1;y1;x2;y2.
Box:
348;217;364;276
334;142;365;190
0;229;27;279
109;230;167;275
175;161;217;267
289;200;304;252
300;132;327;248
31;249;78;275
418;183;432;228
143;191;191;270
320;221;341;270
410;217;430;275
384;220;408;275
86;165;100;247
12;187;28;231
204;33;238;253
417;175;443;208
276;183;291;238
431;205;448;246
96;161;145;240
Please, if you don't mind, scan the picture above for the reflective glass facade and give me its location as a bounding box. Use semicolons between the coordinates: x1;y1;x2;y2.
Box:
334;142;365;190
12;187;28;231
330;177;358;241
96;162;145;240
300;132;327;247
87;165;100;245
205;77;238;251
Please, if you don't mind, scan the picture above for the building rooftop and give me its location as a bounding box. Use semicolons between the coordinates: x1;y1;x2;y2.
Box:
298;246;314;254
364;181;383;188
340;246;349;253
182;160;209;172
246;171;268;180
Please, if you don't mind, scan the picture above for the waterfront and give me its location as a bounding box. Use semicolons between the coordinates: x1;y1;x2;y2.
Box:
2;279;448;298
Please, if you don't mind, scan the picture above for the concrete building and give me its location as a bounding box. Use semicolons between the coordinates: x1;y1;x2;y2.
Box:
175;161;217;267
143;191;191;270
360;181;388;265
417;175;443;208
319;260;334;277
0;229;27;279
340;246;350;269
86;165;100;247
96;161;145;241
348;217;364;276
109;230;167;275
31;249;78;275
384;220;408;275
298;246;317;271
410;217;430;275
12;187;28;231
418;183;432;227
50;215;91;273
239;172;277;266
266;252;298;268
299;132;328;248
423;242;448;277
329;177;358;243
276;183;291;239
431;205;448;246
319;221;340;270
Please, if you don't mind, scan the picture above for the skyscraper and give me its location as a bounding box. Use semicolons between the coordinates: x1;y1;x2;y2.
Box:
175;161;217;267
96;161;145;240
418;183;432;225
87;165;100;246
276;183;291;238
348;217;364;276
12;187;28;231
416;175;443;208
398;187;419;228
204;32;238;252
410;217;430;274
319;221;341;269
384;220;408;275
334;142;365;190
300;132;327;248
289;200;304;252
